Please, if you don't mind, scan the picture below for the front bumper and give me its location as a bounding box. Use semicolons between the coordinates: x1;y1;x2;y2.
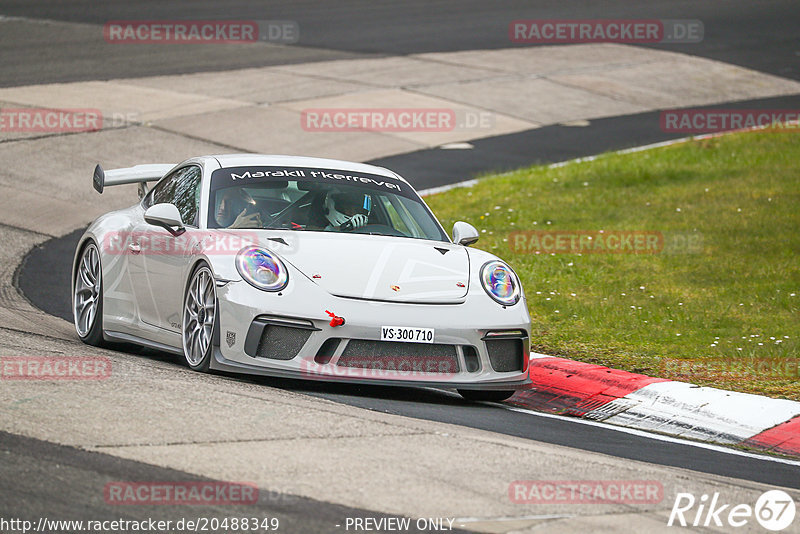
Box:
210;279;531;390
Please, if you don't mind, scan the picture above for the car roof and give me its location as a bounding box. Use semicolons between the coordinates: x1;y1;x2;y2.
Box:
206;154;409;185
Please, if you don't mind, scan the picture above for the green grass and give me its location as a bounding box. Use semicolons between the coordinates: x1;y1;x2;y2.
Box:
425;130;800;399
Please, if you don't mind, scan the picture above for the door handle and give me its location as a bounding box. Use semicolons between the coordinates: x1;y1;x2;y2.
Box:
129;242;141;254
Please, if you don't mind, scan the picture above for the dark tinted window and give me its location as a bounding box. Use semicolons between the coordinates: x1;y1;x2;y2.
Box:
150;170;175;205
173;167;202;226
148;166;202;226
206;166;448;241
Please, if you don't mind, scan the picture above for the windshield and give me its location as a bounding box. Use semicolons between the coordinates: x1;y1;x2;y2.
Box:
207;166;448;242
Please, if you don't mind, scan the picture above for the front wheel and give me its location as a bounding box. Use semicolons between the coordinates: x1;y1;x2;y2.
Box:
73;242;105;346
182;264;217;372
458;389;515;402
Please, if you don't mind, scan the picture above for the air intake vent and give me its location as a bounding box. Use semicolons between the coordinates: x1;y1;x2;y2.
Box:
256;325;312;360
315;338;341;364
339;340;460;373
485;338;524;372
463;345;481;373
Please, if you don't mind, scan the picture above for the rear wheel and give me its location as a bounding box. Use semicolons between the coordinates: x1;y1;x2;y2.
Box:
73;242;104;346
182;264;217;372
458;389;515;402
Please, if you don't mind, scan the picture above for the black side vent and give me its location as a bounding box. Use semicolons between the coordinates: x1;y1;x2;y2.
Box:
463;345;481;373
256;325;311;360
485;339;524;372
244;316;319;358
314;338;341;364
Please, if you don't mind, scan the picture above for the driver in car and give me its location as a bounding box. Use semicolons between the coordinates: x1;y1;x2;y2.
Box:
215;188;263;228
319;190;371;231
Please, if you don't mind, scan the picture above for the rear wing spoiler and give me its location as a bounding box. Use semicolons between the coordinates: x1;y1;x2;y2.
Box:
93;163;175;194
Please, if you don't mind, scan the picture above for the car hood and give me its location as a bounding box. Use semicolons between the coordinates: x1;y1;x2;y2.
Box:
271;232;469;303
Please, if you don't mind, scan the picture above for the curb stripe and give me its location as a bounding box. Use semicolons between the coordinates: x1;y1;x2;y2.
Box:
742;416;800;456
510;356;667;416
511;356;800;458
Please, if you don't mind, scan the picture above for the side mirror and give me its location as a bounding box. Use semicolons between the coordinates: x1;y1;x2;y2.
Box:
453;221;479;246
144;203;185;235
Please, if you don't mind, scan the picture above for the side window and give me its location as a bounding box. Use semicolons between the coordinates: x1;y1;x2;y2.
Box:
146;166;202;226
173;167;202;227
147;170;179;208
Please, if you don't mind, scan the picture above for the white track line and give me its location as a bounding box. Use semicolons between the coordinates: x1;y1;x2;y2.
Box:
603;381;800;444
500;404;800;467
424;386;799;466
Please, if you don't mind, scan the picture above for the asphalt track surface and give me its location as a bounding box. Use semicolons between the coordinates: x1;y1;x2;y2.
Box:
5;0;800;525
0;0;798;85
371;94;800;189
2;0;798;188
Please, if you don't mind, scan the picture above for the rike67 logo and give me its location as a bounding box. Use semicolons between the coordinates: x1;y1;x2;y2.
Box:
668;490;796;531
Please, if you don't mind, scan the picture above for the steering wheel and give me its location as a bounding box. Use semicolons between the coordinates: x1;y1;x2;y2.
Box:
237;195;269;228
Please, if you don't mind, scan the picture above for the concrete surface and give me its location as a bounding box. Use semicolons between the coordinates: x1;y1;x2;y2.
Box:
2;44;798;164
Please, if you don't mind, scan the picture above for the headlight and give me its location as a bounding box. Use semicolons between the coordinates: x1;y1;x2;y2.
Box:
480;261;520;306
236;246;288;292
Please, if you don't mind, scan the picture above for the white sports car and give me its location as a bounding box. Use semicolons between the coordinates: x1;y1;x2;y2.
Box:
73;155;530;401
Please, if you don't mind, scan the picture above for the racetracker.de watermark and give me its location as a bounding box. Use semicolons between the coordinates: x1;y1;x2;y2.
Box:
0;108;102;133
300;355;459;382
661;109;800;133
509;231;703;255
104;482;258;505
300;108;495;132
510;19;703;44
101;231;268;256
1;356;111;380
509;480;664;504
103;20;299;44
661;358;800;382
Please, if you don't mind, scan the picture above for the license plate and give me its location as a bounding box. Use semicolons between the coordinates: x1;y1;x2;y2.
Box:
381;326;434;343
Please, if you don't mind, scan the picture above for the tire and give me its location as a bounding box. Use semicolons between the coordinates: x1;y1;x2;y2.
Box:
458;389;515;402
73;241;105;346
181;264;217;372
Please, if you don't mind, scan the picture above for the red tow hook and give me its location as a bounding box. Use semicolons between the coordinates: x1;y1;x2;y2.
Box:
325;310;345;327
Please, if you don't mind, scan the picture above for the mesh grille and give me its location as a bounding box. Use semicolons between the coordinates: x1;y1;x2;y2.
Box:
485;339;524;372
339;340;460;373
255;325;311;360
